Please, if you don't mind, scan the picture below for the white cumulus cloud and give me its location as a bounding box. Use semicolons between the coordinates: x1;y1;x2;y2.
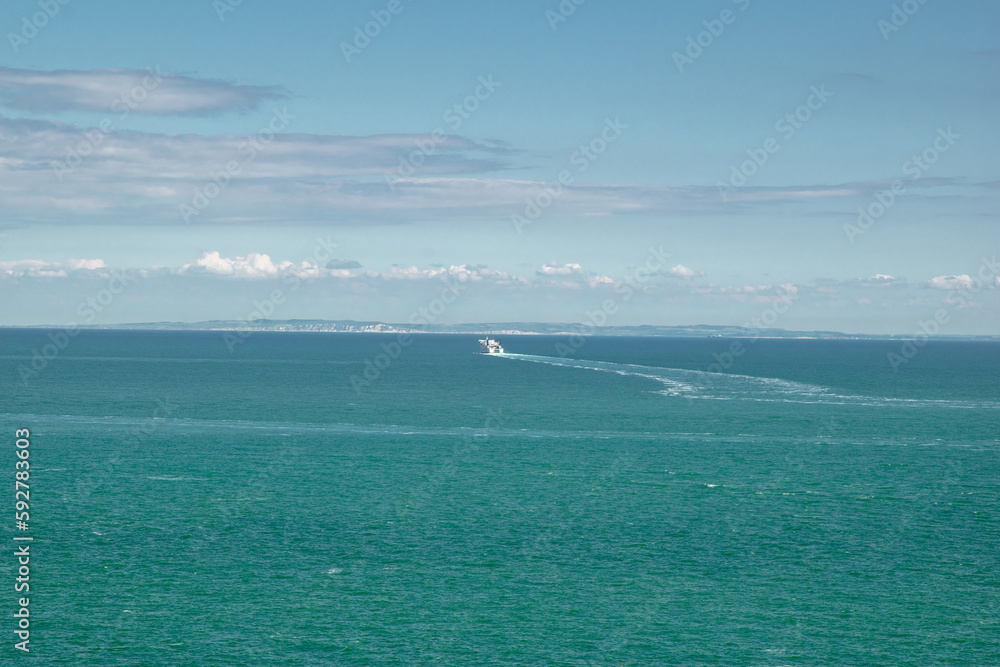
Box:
927;274;974;290
179;251;319;279
537;262;584;277
668;265;698;278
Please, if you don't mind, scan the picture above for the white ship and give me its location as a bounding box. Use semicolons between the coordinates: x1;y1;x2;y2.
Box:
478;338;504;354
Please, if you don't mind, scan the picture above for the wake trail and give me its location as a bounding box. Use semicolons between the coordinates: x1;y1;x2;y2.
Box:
496;353;999;410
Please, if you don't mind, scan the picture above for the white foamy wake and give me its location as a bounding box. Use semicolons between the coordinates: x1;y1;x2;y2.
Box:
496;353;999;410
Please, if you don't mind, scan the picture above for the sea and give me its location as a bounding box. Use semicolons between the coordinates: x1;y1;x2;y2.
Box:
1;329;998;665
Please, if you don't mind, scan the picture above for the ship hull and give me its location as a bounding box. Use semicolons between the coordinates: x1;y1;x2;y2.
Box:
478;338;504;354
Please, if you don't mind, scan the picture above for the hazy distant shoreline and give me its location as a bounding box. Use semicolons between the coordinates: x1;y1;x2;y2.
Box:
2;320;997;341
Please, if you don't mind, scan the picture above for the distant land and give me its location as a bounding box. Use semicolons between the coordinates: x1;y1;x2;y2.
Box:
6;320;998;341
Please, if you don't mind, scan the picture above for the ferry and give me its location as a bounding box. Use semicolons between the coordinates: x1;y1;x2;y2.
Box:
478;338;504;354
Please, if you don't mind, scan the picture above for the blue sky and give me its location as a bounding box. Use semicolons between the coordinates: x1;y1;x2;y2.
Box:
1;0;998;333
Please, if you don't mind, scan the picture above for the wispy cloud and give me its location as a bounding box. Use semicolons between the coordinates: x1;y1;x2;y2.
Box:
325;258;362;270
849;274;907;287
0;113;990;228
0;258;107;278
0;67;286;115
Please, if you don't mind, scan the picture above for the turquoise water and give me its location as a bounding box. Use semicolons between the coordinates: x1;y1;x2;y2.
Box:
1;330;998;665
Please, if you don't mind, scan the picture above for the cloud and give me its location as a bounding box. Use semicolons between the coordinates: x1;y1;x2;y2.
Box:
0;67;286;116
64;258;108;271
534;261;701;289
850;274;906;287
3;254;993;328
587;275;616;288
164;253;529;287
537;262;584;277
0;114;520;225
690;283;800;302
0;258;107;278
179;251;320;279
667;264;698;278
2;111;989;228
927;275;974;290
326;259;362;270
375;264;525;285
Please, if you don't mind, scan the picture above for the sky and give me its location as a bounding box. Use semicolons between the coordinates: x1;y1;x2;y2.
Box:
0;0;998;334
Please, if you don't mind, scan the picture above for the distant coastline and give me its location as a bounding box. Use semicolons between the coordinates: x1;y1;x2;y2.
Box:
2;320;997;341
